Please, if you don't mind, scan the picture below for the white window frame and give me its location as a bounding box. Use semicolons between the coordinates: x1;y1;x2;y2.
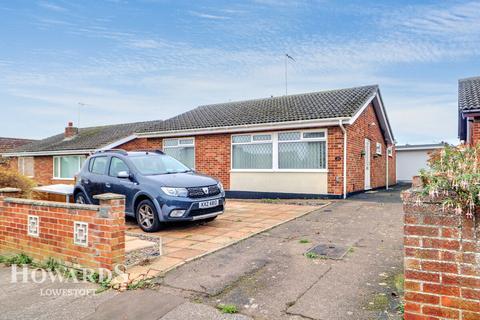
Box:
376;142;382;155
162;137;195;168
53;155;85;180
387;146;393;157
18;157;34;177
231;129;328;173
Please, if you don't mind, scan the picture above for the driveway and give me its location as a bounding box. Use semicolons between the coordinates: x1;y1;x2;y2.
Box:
0;185;406;320
124;201;325;278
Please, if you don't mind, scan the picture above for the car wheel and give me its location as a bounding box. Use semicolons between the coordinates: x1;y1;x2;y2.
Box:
75;192;88;204
136;199;162;232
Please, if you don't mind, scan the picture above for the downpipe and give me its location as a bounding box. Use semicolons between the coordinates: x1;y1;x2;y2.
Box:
339;120;347;199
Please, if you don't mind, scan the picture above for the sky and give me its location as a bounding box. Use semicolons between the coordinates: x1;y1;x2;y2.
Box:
1;1;480;144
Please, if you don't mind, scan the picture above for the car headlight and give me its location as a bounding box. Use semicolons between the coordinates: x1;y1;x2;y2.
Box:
217;182;224;193
161;187;188;197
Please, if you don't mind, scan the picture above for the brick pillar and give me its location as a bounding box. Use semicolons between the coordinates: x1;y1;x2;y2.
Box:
93;193;126;270
402;190;480;320
0;187;22;198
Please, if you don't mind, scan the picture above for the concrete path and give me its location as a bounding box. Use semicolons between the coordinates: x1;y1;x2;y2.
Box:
0;185;406;320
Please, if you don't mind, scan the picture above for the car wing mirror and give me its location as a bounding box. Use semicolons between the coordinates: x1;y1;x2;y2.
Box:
117;171;130;179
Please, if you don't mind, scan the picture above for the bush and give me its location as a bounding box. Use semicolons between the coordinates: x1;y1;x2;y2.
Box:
420;144;479;218
0;168;36;198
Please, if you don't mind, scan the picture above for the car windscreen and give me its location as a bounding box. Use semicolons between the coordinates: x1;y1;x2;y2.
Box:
129;155;191;175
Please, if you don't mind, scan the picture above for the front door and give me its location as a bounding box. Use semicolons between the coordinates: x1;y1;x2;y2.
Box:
364;139;371;190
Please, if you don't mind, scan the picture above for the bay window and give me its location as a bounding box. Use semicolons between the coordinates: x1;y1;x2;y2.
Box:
232;134;273;169
278;132;326;169
163;138;195;168
53;155;86;179
231;130;327;171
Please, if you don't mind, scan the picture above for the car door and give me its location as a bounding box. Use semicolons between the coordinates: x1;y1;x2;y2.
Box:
107;156;136;214
85;156;110;204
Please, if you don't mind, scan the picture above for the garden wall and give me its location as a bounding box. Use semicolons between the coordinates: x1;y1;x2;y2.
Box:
402;190;480;320
0;188;125;270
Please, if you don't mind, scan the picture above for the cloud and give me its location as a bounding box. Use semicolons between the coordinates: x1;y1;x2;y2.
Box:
38;1;67;12
385;1;480;37
189;11;230;20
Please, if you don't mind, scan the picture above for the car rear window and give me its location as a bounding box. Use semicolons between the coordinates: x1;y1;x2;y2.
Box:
89;156;108;175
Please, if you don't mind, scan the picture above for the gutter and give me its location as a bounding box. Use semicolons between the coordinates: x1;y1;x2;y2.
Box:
339;119;347;199
137;117;352;138
2;149;96;157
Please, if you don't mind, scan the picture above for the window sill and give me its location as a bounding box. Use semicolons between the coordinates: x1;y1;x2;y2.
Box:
230;169;328;173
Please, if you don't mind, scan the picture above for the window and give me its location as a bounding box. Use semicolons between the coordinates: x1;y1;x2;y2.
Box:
53;156;86;179
387;146;393;157
376;142;382;155
163;138;195;168
18;157;34;177
278;131;326;169
232;134;273;169
89;156;108;175
231;130;327;171
109;157;129;177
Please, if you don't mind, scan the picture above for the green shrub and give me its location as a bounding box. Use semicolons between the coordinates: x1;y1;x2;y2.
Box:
420;144;480;218
0;167;36;198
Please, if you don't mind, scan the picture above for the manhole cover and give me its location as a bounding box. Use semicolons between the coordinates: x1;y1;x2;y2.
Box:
306;243;349;260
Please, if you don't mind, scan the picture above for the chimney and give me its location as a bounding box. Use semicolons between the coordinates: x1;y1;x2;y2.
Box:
65;122;79;138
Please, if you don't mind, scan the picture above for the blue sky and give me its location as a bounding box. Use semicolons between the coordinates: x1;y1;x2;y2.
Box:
1;1;480;144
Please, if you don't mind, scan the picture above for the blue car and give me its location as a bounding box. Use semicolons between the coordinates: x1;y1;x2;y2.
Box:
73;149;225;232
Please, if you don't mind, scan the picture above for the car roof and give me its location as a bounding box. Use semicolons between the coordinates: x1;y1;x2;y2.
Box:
91;150;165;157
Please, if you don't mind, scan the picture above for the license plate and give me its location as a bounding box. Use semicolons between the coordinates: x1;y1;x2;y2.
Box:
198;199;219;209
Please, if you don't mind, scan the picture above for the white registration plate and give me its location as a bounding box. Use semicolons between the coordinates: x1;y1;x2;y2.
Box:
198;199;219;209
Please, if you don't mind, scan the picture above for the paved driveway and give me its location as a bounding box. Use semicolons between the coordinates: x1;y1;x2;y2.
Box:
124;201;325;277
1;186;405;320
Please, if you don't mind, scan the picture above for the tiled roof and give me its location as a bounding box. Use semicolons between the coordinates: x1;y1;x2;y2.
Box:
459;76;480;112
0;138;36;153
140;85;379;133
8;120;162;154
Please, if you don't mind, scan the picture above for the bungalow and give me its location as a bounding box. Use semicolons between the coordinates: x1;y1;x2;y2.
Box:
3;84;396;198
2;121;161;185
134;84;396;198
458;76;480;145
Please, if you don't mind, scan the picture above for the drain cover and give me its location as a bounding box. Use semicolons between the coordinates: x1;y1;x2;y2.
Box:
306;243;349;260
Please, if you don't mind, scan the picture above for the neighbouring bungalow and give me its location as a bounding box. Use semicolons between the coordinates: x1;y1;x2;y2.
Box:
0;137;36;153
1;121;161;185
458;76;480;145
3;84;396;198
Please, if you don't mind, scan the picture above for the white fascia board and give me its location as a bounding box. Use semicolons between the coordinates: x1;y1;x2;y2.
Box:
2;149;95;157
2;134;139;157
347;92;377;125
396;146;445;151
137;117;351;138
97;135;138;150
348;90;394;144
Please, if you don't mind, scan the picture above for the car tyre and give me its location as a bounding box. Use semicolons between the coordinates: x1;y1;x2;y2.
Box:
75;192;88;204
136;199;162;232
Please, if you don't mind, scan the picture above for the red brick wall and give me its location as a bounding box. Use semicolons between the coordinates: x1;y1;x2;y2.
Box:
195;134;231;189
327;127;344;195
402;191;480;320
0;189;125;270
118;137;163;151
346;104;396;193
469;119;480;146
